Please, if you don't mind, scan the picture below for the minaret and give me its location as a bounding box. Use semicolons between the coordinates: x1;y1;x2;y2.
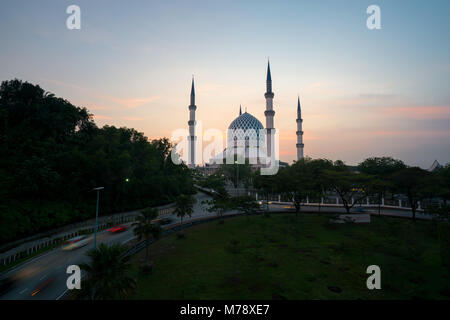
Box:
296;96;304;160
188;77;196;168
264;61;275;160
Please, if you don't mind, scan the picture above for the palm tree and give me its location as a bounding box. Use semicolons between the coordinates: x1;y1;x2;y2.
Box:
132;207;162;263
79;243;136;300
174;194;196;225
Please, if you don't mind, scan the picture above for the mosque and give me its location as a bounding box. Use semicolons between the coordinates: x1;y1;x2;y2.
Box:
187;61;303;171
185;62;445;174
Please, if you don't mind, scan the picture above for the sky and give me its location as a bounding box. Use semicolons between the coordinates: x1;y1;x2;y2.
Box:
1;0;449;168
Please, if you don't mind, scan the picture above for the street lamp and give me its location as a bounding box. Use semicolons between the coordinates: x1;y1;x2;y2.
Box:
235;160;239;196
92;187;104;249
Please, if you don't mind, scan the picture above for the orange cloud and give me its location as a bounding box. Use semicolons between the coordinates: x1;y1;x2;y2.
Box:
124;116;145;121
93;114;112;120
112;96;160;109
86;104;110;111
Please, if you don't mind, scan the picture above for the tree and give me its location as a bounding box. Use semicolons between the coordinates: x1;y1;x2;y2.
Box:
391;167;432;221
308;159;333;213
278;158;315;217
0;79;194;244
358;157;406;177
233;195;260;218
79;243;136;300
253;171;276;212
435;164;450;206
203;187;232;219
367;178;391;215
323;161;372;214
358;157;406;214
174;194;196;224
219;162;253;190
132;208;162;263
199;172;227;191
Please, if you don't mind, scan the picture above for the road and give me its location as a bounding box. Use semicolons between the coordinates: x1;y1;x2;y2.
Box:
0;192;213;300
0;191;430;300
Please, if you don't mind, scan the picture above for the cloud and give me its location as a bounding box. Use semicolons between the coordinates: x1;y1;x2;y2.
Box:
124;116;145;121
372;129;450;137
329;94;399;107
358;93;397;99
93;114;113;120
85;104;111;111
381;106;450;119
38;78;160;109
112;96;160;109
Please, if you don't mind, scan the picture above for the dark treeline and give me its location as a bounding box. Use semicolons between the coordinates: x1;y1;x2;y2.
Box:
253;157;450;219
0;79;194;245
199;157;450;221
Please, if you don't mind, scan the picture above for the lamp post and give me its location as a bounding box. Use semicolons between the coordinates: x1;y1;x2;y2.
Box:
92;187;104;249
235;160;239;196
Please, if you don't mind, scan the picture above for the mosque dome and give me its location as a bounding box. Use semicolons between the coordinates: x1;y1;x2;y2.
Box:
228;111;264;132
227;111;264;148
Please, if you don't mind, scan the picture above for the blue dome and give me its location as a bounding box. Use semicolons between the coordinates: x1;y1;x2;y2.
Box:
228;112;264;132
227;112;264;147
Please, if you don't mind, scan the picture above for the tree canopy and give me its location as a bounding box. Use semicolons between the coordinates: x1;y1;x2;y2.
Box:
0;79;194;244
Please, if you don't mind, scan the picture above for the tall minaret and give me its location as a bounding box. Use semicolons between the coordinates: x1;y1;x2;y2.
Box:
296;96;304;160
188;77;196;168
264;61;275;159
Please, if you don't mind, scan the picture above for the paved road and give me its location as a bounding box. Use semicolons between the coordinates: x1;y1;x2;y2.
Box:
0;192;431;300
0;192;214;300
0;226;136;300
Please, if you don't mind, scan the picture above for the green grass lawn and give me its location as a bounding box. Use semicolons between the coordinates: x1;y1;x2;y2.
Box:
129;213;450;300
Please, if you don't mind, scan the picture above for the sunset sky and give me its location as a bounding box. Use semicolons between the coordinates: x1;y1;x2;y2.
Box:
1;0;449;168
